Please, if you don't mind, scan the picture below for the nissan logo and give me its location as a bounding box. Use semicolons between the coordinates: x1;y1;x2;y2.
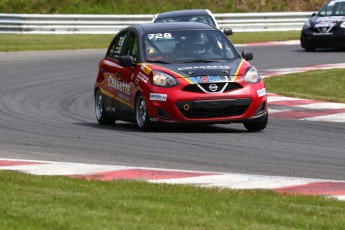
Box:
209;84;218;92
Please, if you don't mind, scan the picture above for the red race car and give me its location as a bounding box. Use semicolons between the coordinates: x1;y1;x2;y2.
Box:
94;22;267;131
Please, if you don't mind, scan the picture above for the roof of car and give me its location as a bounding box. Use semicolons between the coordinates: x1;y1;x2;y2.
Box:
155;9;211;19
133;22;216;34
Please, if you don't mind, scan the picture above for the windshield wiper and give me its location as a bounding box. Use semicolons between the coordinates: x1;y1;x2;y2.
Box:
146;59;170;64
184;59;223;63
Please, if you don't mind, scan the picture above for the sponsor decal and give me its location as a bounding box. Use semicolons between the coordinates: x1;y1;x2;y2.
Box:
257;88;266;97
108;75;131;95
118;92;130;102
315;22;335;28
316;16;345;23
313;32;333;36
194;95;236;100
136;72;149;83
150;93;167;101
140;64;152;75
100;87;134;109
189;75;229;83
178;65;231;71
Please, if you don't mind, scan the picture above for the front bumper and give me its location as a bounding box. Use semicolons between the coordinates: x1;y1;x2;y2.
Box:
143;82;267;124
176;98;252;119
300;29;345;48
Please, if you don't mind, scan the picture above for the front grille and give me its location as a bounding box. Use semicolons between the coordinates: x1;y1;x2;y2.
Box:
176;99;251;119
179;106;249;118
182;82;243;93
309;27;339;33
223;83;243;92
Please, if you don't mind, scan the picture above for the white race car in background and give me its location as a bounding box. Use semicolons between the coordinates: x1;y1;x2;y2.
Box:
153;9;220;29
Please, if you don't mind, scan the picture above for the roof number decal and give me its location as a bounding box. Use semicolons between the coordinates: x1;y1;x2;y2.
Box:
148;33;172;40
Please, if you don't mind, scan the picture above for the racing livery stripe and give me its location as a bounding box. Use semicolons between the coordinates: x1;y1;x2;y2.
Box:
137;63;196;85
100;88;134;109
231;59;245;82
159;65;194;84
182;76;194;84
100;87;113;99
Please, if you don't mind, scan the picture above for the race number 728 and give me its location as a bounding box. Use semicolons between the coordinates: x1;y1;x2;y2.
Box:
147;33;172;40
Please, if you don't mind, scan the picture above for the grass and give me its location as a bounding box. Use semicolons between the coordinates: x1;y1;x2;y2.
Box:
0;34;114;52
1;170;345;229
0;31;300;52
264;69;345;103
230;31;300;44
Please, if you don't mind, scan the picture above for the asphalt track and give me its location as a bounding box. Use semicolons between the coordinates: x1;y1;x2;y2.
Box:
0;44;344;181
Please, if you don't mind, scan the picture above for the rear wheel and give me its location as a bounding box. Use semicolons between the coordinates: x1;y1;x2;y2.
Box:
95;89;116;125
243;114;268;132
135;93;152;131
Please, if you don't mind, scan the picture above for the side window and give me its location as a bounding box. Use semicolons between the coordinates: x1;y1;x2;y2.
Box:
107;31;128;60
335;3;345;15
123;32;138;62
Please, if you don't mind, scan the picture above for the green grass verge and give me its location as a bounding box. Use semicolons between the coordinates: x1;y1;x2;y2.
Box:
0;34;114;52
264;69;345;103
1;170;344;229
0;31;300;52
230;31;300;44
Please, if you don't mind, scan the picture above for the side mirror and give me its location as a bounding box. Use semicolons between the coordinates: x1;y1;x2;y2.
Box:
311;12;316;17
242;50;253;61
223;28;233;36
119;55;136;67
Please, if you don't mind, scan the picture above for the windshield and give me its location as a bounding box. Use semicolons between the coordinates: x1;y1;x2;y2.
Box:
319;0;345;16
143;30;239;64
155;15;216;27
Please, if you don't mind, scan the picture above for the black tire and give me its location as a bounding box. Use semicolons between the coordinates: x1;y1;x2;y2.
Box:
135;93;152;131
95;89;116;125
304;47;315;52
243;114;268;132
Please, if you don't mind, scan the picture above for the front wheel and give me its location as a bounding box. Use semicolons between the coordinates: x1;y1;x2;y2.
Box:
243;114;268;132
135;93;152;131
95;89;116;125
304;47;315;52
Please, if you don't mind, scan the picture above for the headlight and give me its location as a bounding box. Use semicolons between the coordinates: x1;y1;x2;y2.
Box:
341;22;345;29
151;70;178;87
303;19;311;30
244;67;261;84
